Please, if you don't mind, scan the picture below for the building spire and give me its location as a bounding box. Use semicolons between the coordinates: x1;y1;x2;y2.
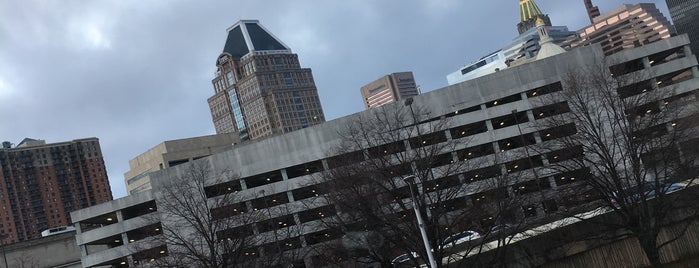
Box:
517;0;551;34
519;0;543;23
584;0;601;23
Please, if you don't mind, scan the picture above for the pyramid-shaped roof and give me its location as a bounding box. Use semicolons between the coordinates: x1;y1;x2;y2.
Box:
222;20;291;58
520;0;544;22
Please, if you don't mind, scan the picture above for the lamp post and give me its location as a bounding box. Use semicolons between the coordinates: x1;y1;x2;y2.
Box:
0;234;8;268
403;175;438;268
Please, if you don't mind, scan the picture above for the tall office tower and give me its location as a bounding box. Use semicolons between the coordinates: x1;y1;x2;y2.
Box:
0;138;112;244
562;3;674;55
124;133;239;195
584;0;601;23
360;72;419;109
208;20;325;141
666;0;699;56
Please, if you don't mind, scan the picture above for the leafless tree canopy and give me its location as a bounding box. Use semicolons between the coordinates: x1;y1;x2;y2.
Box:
536;62;699;267
310;103;531;267
136;161;257;268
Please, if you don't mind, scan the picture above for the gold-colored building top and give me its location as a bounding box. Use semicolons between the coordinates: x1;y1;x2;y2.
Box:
520;0;544;22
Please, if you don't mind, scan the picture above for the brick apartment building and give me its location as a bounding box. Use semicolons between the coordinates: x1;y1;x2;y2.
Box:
0;138;112;244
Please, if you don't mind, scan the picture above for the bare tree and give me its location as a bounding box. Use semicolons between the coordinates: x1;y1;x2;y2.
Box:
12;252;38;268
535;61;699;267
134;160;260;268
310;102;531;267
248;190;312;267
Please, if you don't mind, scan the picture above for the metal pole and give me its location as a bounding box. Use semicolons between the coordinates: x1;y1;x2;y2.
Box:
1;235;8;268
404;175;438;268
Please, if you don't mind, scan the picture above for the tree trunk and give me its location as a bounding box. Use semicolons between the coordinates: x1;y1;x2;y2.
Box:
638;235;662;267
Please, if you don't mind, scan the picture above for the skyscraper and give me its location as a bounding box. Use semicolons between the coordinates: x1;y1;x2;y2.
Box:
360;72;419;109
0;138;112;244
208;20;325;141
666;0;699;56
583;0;601;23
562;3;674;55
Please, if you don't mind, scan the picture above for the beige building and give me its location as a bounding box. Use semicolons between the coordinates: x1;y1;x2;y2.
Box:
124;133;239;194
563;3;674;55
208;20;325;140
360;72;419;109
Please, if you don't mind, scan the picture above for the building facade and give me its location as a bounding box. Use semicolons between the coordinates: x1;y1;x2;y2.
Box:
360;72;419;109
71;35;699;267
0;138;112;244
666;0;699;55
124;133;240;195
208;20;325;141
562;3;674;55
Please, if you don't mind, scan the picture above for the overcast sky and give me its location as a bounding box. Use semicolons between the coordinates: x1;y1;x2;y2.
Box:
0;0;670;198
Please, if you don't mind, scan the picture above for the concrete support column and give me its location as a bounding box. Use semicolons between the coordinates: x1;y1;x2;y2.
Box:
684;45;694;59
240;178;248;190
280;169;289;181
75;223;89;258
116;210;131;246
643;56;651;69
691;66;699;80
444;128;453;141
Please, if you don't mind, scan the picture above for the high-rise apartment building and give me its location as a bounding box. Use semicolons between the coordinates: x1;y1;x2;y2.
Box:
666;0;699;56
360;72;419;109
562;3;674;55
0;138;112;244
124;133;239;195
208;20;325;141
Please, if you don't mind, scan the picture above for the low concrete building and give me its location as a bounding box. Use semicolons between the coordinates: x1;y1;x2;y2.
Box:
124;133;239;194
0;232;86;268
71;35;699;267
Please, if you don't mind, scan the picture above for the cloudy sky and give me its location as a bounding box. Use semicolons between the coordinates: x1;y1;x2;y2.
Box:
0;0;670;198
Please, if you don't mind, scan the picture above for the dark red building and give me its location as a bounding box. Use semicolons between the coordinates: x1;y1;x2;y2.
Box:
0;138;112;244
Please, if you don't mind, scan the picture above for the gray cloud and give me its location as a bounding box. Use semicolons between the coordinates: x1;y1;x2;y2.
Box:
0;0;670;197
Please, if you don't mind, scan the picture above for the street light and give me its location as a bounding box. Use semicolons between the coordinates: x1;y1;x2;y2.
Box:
0;234;8;268
403;175;438;268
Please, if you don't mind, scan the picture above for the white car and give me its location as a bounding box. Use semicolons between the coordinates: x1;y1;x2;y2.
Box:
442;230;481;248
391;251;419;265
